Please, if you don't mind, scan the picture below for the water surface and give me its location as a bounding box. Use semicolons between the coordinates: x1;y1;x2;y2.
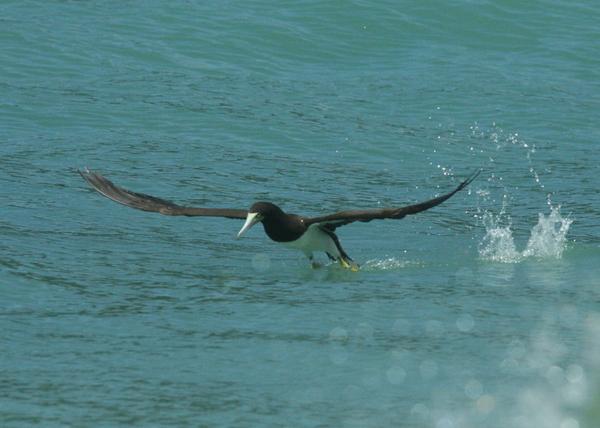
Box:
2;1;600;427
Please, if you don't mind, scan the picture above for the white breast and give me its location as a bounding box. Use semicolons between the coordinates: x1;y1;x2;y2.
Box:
283;225;340;257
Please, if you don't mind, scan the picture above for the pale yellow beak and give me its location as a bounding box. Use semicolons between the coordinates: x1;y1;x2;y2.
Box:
237;212;262;238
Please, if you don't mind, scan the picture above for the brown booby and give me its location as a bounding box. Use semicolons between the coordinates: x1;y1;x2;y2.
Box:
79;169;479;271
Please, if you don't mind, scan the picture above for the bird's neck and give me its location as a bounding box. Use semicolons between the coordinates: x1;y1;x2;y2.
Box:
261;213;306;242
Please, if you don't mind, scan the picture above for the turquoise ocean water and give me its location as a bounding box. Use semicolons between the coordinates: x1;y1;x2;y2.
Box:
2;1;600;427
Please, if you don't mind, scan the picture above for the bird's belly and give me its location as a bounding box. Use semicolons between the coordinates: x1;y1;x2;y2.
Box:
283;226;337;254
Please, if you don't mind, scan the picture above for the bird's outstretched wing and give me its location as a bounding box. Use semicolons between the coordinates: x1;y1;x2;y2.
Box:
79;169;247;219
304;170;480;230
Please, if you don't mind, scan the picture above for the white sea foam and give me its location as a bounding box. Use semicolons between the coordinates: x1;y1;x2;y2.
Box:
479;206;572;263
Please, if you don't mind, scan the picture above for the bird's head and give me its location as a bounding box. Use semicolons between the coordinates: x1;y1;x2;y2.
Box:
237;202;284;238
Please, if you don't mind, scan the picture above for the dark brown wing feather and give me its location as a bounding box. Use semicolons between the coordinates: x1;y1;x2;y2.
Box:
79;169;247;219
304;170;480;230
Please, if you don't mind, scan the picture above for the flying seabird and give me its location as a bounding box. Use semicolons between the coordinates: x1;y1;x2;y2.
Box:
79;169;480;271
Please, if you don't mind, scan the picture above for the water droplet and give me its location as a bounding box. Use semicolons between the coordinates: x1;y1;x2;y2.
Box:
560;418;579;428
419;360;438;379
411;403;429;420
465;379;483;399
354;323;374;341
476;394;495;414
559;305;579;328
436;416;455;428
386;366;406;385
329;346;349;365
546;365;564;387
456;314;475;332
566;364;584;383
329;327;348;342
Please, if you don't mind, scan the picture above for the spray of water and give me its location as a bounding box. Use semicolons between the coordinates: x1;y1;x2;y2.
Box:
465;122;573;263
479;205;572;263
361;257;423;271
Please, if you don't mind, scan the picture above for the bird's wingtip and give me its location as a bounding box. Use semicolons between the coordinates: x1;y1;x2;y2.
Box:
454;168;481;192
472;167;482;179
78;167;96;185
79;167;95;176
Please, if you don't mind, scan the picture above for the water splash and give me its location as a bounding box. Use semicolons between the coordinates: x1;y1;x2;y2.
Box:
479;209;520;263
479;206;572;263
361;257;423;271
522;208;573;259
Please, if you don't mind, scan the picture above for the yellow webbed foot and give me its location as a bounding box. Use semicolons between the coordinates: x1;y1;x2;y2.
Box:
339;257;360;272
